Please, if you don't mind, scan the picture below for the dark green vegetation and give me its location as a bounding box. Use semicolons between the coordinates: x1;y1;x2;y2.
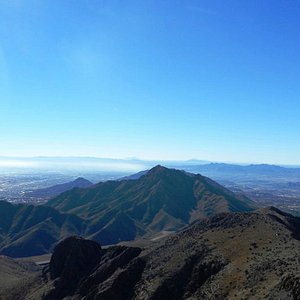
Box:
0;166;256;257
5;207;300;299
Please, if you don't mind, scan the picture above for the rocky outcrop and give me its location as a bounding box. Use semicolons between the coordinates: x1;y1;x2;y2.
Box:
49;236;102;280
77;246;144;299
45;236;143;300
46;236;102;299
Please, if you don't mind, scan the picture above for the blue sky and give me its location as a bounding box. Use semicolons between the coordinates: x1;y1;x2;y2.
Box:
0;0;300;164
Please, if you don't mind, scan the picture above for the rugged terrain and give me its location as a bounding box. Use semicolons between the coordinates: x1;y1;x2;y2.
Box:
0;166;256;258
3;207;300;299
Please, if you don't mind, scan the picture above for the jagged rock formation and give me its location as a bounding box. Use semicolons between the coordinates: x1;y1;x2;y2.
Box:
49;236;102;280
46;236;103;299
44;236;143;300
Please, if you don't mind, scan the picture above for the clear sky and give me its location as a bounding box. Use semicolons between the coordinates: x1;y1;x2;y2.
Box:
0;0;300;164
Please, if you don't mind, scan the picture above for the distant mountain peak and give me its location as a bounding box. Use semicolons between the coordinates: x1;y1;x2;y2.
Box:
149;164;168;172
73;177;92;184
143;165;187;183
24;177;93;200
146;165;180;177
142;165;168;178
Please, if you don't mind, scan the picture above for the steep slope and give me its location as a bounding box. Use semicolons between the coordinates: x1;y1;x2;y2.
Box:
24;177;93;200
0;256;41;300
47;165;256;245
27;207;300;300
0;201;86;257
118;170;149;181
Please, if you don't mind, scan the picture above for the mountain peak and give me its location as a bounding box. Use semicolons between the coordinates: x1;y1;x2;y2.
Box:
73;177;92;184
146;165;176;176
145;165;184;182
150;164;168;171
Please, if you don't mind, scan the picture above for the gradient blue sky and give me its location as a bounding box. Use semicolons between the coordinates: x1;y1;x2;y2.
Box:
1;0;300;164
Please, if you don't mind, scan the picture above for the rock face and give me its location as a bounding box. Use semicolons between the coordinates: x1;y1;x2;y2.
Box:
47;236;102;299
49;236;102;279
45;236;143;300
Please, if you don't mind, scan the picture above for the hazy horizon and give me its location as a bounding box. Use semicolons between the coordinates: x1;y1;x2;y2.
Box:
0;156;300;171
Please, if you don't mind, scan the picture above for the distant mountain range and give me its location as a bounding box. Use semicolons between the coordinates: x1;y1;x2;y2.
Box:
24;177;93;200
5;206;300;299
182;163;300;182
118;163;300;184
2;156;300;188
0;166;256;257
0;156;209;173
4;156;300;179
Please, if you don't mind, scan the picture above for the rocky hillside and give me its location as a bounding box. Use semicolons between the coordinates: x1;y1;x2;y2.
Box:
12;207;300;299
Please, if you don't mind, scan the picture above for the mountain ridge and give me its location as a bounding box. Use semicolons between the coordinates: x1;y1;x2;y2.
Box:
24;177;93;200
47;165;256;245
0;166;257;257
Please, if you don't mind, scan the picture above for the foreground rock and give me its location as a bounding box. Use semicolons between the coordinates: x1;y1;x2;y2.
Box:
47;236;102;298
45;236;143;299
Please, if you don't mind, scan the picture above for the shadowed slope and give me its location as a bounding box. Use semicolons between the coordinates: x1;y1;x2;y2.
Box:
24;177;93;200
0;201;86;257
